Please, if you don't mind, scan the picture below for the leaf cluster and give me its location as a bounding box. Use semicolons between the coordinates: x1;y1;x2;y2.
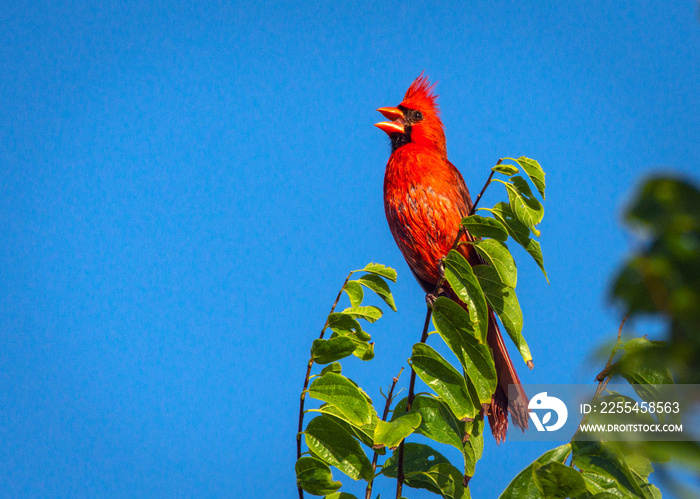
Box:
501;440;662;499
297;264;400;497
500;175;700;498
612;176;700;383
311;264;397;366
499;336;674;499
296;157;550;498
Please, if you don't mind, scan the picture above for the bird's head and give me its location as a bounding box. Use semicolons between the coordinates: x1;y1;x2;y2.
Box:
375;74;446;155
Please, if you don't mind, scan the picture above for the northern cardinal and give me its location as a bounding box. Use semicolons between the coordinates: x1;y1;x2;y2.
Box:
376;75;529;442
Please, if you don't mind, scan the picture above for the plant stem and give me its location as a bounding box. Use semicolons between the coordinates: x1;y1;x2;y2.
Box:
365;368;404;499
570;314;628;466
396;307;432;499
594;314;627;396
297;271;354;499
469;159;500;216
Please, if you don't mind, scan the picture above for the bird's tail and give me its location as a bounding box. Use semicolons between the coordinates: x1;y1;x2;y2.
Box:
486;308;529;443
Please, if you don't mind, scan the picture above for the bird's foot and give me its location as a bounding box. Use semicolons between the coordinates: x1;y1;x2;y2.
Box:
425;288;442;307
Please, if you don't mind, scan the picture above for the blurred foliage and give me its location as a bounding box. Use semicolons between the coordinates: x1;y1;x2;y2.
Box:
609;176;700;496
612;176;700;384
501;175;700;498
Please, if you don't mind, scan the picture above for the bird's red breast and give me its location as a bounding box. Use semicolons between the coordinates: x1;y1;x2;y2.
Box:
384;145;474;291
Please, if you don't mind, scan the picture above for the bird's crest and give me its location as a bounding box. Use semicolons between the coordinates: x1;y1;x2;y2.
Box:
398;73;445;154
402;73;439;114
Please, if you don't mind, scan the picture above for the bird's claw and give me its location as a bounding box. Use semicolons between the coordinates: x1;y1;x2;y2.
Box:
426;286;443;307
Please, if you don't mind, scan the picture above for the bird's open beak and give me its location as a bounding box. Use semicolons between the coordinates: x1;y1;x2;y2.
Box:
375;107;405;135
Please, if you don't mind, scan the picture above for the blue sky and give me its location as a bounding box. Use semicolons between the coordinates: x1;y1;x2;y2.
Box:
1;1;698;497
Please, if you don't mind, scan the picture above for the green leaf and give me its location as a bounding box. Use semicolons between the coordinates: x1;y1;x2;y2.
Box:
471;238;517;288
382;443;451;475
342;306;383;324
304;415;374;481
473;265;531;365
346;378;374;406
499;443;571;498
308;373;372;427
354;263;397;283
355;274;397;312
327;313;364;336
500;180;542;234
640;440;700;470
484;202;548;282
373;411;422;450
392;395;483;477
492;163;519;176
573;440;659;499
410;343;477;420
611;178;700;356
295;456;342;496
497;177;544;237
325;329;372;362
321;362;342;375
392;395;464;451
462;416;485;477
579;471;634;498
327;313;372;344
461;215;508;241
443;250;488;343
512;157;546;199
352;340;375;361
384;446;470;499
533;461;587;498
316;405;383;454
625;451;655;481
324;493;360;499
625;177;700;233
617;338;674;403
431;297;497;405
523;239;547;281
343;281;364;308
311;337;357;364
597;339;676;425
411;463;471;499
483;202;530;241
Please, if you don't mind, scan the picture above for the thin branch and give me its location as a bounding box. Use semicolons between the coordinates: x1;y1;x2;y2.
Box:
594;362;618;384
365;368;404;499
469;159;501;216
322;272;355;339
594;314;627;387
570;314;628;466
297;271;354;499
396;307;432;499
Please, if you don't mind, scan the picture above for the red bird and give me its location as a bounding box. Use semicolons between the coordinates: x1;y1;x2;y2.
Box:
376;75;529;442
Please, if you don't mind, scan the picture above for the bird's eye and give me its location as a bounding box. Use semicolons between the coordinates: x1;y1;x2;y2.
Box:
413;111;423;121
